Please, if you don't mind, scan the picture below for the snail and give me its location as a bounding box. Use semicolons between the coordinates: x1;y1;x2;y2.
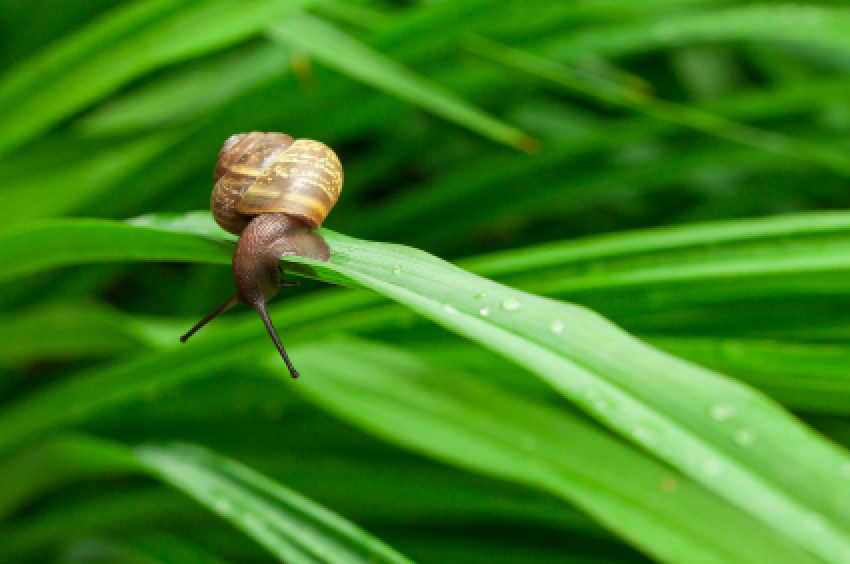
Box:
180;132;343;378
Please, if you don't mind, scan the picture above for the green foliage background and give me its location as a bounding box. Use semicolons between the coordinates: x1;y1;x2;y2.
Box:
2;1;850;562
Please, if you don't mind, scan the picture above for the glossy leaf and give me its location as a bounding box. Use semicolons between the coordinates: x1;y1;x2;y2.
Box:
136;443;414;564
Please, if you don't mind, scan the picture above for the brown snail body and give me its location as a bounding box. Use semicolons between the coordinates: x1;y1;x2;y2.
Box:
181;132;343;378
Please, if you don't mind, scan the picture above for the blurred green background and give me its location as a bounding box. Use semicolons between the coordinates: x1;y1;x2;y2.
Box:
3;1;850;563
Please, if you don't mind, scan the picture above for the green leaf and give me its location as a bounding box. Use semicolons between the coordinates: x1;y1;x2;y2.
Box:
648;337;850;415
553;5;850;60
4;214;850;561
0;435;410;564
59;539;164;564
59;536;228;564
465;34;850;175
267;14;538;152
0;434;137;520
0;488;199;562
0;0;315;154
136;443;414;564
129;213;850;562
0;217;232;285
0;288;396;456
279;231;850;563
76;42;292;136
0;132;184;226
0;303;147;368
286;335;818;564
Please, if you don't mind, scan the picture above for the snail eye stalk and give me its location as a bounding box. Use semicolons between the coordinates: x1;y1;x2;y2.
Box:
180;293;238;343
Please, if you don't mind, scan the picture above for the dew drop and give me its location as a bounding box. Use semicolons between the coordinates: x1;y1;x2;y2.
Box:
443;304;457;314
703;458;723;476
584;389;615;411
501;297;520;311
474;291;488;299
633;425;657;445
550;320;564;334
392;266;402;275
710;403;737;421
242;513;265;531
214;499;234;515
479;306;491;317
594;399;612;411
735;428;756;446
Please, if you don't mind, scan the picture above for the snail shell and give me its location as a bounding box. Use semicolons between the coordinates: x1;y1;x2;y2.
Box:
212;132;343;235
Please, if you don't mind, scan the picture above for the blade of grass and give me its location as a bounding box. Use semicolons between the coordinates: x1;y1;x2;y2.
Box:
76;42;292;136
0;435;414;563
0;434;138;520
0;292;403;455
5;211;850;341
283;335;818;564
58;539;163;564
0;373;602;536
267;14;538;153
4;214;850;559
59;537;228;564
0;0;315;154
464;34;850;175
0;131;184;226
278;231;850;563
647;337;850;415
0;303;149;368
136;443;414;564
552;5;850;61
465;211;850;285
0;217;233;285
0;488;197;562
128;213;850;562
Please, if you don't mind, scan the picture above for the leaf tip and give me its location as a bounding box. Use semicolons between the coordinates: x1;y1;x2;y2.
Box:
516;134;541;154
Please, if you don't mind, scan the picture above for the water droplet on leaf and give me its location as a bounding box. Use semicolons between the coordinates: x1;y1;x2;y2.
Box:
242;513;265;531
214;499;234;514
551;320;564;334
703;458;723;476
479;306;490;316
501;297;520;311
710;403;737;421
735;428;756;446
633;425;657;445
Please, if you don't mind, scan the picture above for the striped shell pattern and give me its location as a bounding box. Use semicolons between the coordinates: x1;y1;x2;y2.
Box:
211;132;343;235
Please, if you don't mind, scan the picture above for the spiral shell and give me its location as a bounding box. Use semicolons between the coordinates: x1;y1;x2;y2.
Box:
212;132;343;235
